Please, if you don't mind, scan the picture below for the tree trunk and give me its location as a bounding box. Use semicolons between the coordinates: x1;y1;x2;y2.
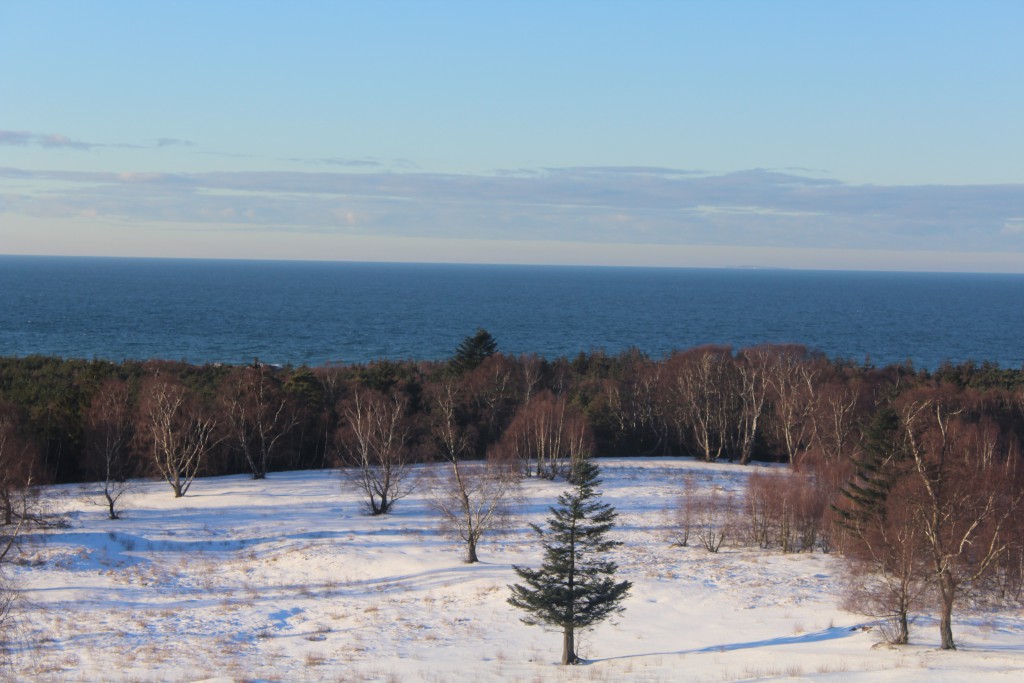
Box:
939;575;956;650
561;626;578;665
371;491;389;515
740;414;758;465
466;536;479;564
896;609;909;645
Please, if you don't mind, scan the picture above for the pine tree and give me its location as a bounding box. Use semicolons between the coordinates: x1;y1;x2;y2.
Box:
834;406;920;645
508;459;632;665
834;407;905;533
450;328;498;375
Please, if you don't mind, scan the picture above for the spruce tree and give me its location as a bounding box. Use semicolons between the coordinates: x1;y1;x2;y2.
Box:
450;328;498;375
834;406;919;645
508;459;632;665
835;406;905;533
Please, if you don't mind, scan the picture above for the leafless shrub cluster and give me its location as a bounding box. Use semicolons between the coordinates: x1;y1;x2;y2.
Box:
744;470;827;553
674;475;736;553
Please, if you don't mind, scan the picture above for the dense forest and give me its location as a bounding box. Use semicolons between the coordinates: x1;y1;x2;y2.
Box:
1;331;1022;487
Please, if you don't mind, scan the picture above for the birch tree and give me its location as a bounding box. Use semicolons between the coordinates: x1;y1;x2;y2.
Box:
138;377;218;498
663;347;739;462
337;389;414;515
220;365;299;479
766;345;821;466
498;391;592;479
735;346;772;465
898;394;1024;650
428;377;518;562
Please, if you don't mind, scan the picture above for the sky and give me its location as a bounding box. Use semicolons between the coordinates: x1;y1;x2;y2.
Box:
1;0;1022;272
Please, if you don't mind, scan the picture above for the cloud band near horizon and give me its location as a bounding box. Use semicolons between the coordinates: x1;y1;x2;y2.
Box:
2;165;1022;271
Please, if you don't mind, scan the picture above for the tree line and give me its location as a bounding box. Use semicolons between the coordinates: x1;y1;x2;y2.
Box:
1;335;1022;491
1;336;1022;490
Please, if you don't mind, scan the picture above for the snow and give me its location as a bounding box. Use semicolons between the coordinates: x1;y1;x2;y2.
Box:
7;458;1024;682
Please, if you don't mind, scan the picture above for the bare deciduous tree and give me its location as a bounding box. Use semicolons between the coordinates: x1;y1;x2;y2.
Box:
765;346;821;466
735;346;772;465
898;394;1024;650
841;479;928;645
464;354;519;450
83;379;136;519
839;389;1024;649
429;378;474;465
518;353;544;406
809;377;863;464
337;389;414;515
137;377;218;498
221;365;299;479
0;404;40;640
0;405;40;527
426;377;518;562
604;350;667;456
431;459;518;563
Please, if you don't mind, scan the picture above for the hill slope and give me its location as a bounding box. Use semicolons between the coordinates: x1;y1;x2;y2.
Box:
8;459;1024;681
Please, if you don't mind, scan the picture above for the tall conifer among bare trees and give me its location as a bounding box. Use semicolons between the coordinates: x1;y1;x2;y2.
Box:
508;460;631;665
837;389;1024;649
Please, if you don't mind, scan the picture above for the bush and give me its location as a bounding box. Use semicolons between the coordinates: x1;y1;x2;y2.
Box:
675;474;736;553
744;470;825;553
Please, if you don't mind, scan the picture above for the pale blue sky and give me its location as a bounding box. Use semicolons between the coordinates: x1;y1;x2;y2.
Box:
2;1;1022;271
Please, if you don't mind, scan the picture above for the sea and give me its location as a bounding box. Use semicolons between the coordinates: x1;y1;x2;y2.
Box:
1;255;1022;370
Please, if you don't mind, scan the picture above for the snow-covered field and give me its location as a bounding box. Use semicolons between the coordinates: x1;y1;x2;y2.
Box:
7;458;1024;682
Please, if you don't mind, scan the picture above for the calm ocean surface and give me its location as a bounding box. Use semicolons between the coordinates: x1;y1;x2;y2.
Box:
1;255;1022;370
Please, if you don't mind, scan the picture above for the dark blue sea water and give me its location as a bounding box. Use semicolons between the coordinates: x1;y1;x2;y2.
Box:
1;255;1022;370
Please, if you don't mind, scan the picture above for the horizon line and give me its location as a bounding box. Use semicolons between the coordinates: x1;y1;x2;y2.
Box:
3;251;1023;277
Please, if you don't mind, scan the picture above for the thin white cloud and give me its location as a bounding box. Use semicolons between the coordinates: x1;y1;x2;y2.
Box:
155;137;195;148
282;156;382;168
0;130;94;150
0;130;197;151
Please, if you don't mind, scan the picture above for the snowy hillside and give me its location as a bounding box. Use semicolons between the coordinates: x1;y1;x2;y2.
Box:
7;459;1024;682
